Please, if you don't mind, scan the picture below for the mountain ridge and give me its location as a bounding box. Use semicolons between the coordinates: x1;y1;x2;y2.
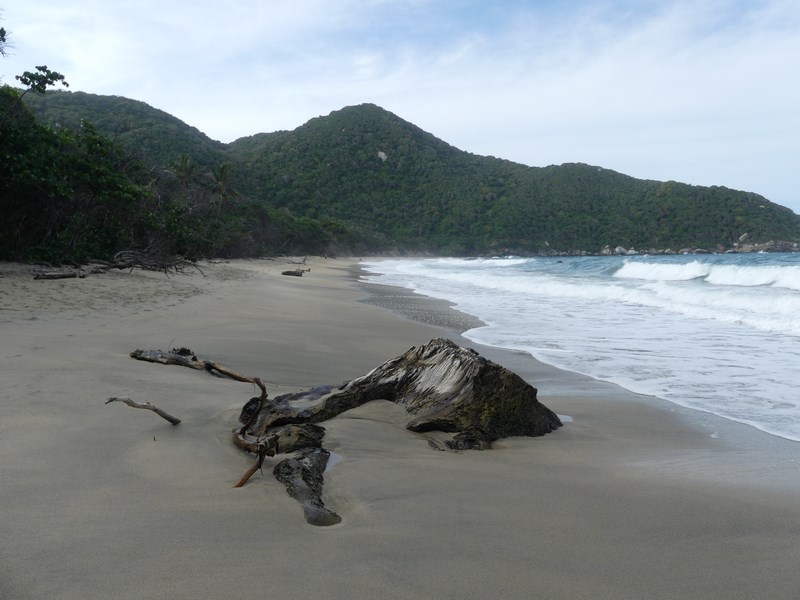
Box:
21;91;800;256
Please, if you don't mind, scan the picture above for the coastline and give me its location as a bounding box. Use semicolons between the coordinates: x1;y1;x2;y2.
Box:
354;260;800;485
2;257;800;600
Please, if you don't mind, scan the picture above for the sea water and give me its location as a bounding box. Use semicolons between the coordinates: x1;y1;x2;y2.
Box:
361;253;800;442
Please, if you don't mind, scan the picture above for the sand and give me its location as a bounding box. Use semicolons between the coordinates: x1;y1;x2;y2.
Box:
2;257;800;600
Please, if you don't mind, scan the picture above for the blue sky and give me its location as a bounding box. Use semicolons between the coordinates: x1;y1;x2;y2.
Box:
2;0;799;213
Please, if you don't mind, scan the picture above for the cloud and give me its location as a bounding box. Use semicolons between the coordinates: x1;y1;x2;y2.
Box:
2;0;798;211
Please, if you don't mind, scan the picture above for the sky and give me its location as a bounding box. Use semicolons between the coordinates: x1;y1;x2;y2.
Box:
2;0;799;213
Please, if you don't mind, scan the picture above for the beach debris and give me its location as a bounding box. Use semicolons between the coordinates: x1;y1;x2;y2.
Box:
273;447;341;526
233;434;277;488
33;269;83;280
31;250;203;280
233;424;326;488
238;338;562;451
125;338;561;525
105;396;182;425
281;268;310;277
129;347;268;397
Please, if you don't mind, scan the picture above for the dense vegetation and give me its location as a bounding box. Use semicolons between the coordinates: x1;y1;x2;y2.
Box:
6;87;800;262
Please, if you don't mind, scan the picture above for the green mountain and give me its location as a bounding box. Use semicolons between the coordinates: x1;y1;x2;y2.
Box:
21;91;800;256
22;90;226;170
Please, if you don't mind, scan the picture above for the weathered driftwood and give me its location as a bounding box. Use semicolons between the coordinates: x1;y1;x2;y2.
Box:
130;348;267;397
34;270;81;280
127;339;561;526
32;251;202;280
273;447;341;526
281;268;310;277
233;434;278;488
234;424;328;491
238;338;562;450
105;396;181;425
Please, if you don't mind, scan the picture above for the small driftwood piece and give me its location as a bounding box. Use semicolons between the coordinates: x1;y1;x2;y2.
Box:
129;348;267;396
281;268;310;277
34;270;82;280
105;396;181;425
233;434;278;488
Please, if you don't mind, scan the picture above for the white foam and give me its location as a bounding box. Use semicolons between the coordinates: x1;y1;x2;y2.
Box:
362;254;800;442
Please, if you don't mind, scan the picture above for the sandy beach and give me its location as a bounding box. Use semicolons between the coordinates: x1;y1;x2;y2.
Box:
2;257;800;600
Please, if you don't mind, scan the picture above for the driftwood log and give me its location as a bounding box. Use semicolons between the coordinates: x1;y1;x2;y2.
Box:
33;250;202;280
125;339;561;526
281;268;310;277
238;338;562;450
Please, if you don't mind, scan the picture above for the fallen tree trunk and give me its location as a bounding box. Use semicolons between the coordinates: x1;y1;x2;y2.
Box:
126;339;562;526
238;338;562;450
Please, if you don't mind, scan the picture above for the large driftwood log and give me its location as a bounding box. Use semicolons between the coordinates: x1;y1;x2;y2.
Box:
238;338;562;451
127;339;561;526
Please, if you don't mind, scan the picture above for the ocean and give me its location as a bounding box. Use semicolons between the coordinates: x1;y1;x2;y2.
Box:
361;253;800;442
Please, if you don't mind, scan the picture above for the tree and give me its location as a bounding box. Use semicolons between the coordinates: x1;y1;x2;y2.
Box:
15;65;69;98
210;162;236;217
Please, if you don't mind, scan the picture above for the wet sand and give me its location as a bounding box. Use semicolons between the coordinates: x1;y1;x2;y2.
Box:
1;257;799;599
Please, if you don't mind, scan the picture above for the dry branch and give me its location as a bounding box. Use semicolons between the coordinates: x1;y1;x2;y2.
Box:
130;348;266;393
105;396;181;425
233;434;278;488
32;250;203;281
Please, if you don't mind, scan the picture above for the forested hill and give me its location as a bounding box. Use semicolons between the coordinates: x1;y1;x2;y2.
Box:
20;91;800;257
23;90;227;169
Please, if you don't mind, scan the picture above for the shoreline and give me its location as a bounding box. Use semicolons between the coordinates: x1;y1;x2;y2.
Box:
3;257;800;599
352;260;800;488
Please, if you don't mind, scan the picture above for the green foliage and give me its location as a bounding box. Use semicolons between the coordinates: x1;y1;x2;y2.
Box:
5;93;800;261
16;65;69;96
227;104;799;254
0;87;152;260
23;91;226;171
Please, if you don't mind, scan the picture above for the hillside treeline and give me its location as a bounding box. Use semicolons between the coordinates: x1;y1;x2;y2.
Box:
4;90;799;262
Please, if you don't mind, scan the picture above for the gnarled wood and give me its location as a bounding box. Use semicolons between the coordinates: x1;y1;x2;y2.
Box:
105;396;181;425
130;348;267;398
238;338;562;450
273;448;341;526
128;339;561;526
233;435;277;488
